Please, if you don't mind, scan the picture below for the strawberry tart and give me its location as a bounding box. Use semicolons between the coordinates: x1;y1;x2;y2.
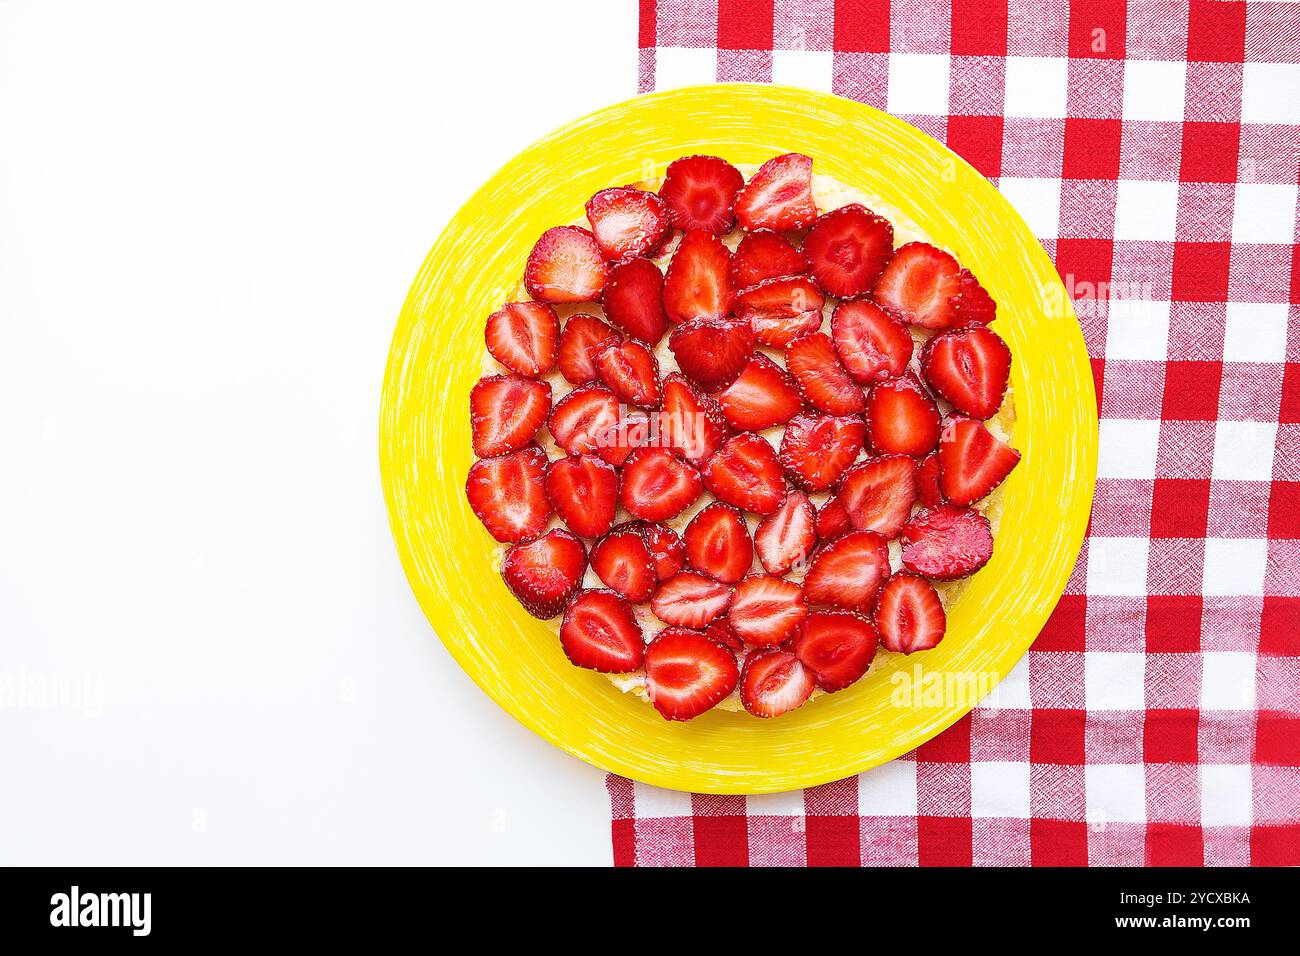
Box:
466;153;1020;721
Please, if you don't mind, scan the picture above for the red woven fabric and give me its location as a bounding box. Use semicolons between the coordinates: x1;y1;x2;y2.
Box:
611;0;1300;867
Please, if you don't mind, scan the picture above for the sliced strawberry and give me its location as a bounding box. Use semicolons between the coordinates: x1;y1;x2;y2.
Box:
705;618;745;652
872;242;961;329
864;375;941;457
557;313;619;385
644;628;739;721
802;531;890;613
485;301;559;378
794;610;878;692
544;454;618;538
651;572;733;628
802;203;893;299
667;316;754;392
921;326;1012;419
754;490;816;575
734;152;817;232
700;432;785;515
524;226;608;304
728;575;808;647
778;413;867;492
465;445;551;543
937;416;1021;505
547;384;620;456
684;502;753;584
590;524;659;603
663;230;732;323
785;332;866;416
602;257;669;345
658;154;745;234
470;374;551;458
594;336;661;409
638;521;685;580
951;268;996;327
730;229;809;288
716;353;803;432
559;589;644;672
584;187;670;261
596;408;651;467
830;299;913;385
734;276;825;348
915;451;943;507
836;455;917;540
619;447;702;521
657;372;729;463
900;504;993;580
502;529;587;619
740;647;816;718
816;495;851;542
873;574;946;654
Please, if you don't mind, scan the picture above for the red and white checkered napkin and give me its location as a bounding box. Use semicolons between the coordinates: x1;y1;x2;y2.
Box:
608;0;1300;866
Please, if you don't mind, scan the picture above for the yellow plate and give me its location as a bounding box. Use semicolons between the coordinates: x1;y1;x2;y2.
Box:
380;84;1096;794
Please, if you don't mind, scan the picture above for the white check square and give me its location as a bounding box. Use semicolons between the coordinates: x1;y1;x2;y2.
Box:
1114;180;1180;241
1004;56;1068;118
1241;63;1300;124
1231;183;1299;245
1122;60;1187;122
1087;537;1151;596
1203;539;1269;598
998;177;1061;239
887;53;950;116
1104;298;1171;360
1223;302;1289;363
746;788;809;817
632;780;693;818
1200;652;1258;710
979;654;1031;710
1085;652;1147;711
857;758;917;815
971;762;1031;818
654;47;717;90
772;49;834;93
1086;764;1146;824
1200;765;1252;826
1098;418;1161;479
1211;420;1278;481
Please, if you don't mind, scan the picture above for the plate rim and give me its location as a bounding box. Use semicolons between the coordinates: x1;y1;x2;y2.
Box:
380;83;1098;794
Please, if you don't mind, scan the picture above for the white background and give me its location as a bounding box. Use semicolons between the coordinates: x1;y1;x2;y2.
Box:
0;0;637;865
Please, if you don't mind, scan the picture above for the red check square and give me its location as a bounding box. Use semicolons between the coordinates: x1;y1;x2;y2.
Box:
1180;123;1241;183
1161;361;1223;421
946;114;1004;179
1259;598;1300;656
1147;824;1204;865
1172;242;1232;302
1146;595;1203;652
1031;709;1087;764
950;0;1007;55
1144;709;1200;763
1032;819;1089;866
1068;0;1127;59
1063;118;1123;179
1256;714;1300;765
833;0;890;52
1151;478;1212;538
1038;594;1087;651
1187;0;1246;63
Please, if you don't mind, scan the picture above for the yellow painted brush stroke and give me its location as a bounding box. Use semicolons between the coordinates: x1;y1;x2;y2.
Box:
379;85;1097;794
